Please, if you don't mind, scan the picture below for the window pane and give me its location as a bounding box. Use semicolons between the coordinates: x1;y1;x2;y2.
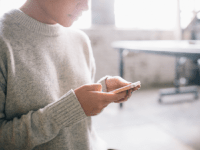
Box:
115;0;178;30
179;0;199;28
180;0;195;12
195;0;200;11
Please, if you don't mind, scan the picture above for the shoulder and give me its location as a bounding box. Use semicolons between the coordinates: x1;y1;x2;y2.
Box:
0;35;9;59
63;27;94;59
0;12;12;55
64;27;91;44
66;27;88;37
0;9;16;28
0;12;13;62
0;9;19;40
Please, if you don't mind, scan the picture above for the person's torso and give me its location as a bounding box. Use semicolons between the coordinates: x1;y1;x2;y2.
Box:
0;15;95;149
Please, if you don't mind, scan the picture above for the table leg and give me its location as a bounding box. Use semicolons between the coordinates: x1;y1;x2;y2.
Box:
159;57;199;103
119;49;124;108
188;59;200;85
174;57;180;89
159;57;181;102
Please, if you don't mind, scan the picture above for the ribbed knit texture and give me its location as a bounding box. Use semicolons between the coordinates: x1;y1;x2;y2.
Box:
46;90;86;129
0;9;107;150
10;8;64;36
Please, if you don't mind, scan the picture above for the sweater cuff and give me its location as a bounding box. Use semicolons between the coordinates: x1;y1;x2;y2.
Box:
97;75;112;92
46;89;87;129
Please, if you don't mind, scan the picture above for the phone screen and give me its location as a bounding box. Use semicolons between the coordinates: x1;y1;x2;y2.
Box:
110;81;141;94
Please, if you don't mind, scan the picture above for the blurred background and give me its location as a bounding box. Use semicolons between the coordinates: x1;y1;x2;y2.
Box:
1;0;200;149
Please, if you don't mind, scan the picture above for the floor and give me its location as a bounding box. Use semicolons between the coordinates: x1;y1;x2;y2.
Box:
92;86;200;150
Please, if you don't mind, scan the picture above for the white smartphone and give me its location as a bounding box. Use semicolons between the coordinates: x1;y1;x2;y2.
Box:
110;81;141;94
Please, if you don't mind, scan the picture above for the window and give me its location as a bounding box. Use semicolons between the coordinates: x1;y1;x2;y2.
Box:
114;0;200;30
0;0;91;29
114;0;177;30
180;0;200;28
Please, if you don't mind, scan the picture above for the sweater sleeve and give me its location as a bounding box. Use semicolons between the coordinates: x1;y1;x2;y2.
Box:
87;37;96;83
0;40;87;149
80;30;96;83
0;88;87;149
79;30;109;90
87;39;110;92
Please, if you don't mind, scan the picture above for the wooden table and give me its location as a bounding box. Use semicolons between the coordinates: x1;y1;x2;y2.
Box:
112;40;200;107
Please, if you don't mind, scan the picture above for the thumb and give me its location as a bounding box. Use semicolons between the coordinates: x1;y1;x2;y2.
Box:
84;83;102;91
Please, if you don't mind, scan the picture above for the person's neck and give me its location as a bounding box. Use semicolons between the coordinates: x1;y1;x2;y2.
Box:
20;0;56;25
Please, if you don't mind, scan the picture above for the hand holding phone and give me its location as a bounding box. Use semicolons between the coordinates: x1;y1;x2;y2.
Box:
109;81;141;94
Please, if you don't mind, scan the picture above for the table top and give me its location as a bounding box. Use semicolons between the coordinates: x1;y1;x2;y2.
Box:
112;40;200;60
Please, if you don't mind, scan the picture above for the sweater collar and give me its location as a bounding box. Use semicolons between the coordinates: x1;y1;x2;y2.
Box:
5;9;65;36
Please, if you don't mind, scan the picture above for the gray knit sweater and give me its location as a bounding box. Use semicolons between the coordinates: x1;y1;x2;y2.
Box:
0;9;108;150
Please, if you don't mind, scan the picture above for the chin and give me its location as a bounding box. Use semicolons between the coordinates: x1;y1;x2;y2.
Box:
58;20;74;27
61;23;72;27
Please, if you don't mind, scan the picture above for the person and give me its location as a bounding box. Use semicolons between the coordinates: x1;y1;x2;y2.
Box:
0;0;140;149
